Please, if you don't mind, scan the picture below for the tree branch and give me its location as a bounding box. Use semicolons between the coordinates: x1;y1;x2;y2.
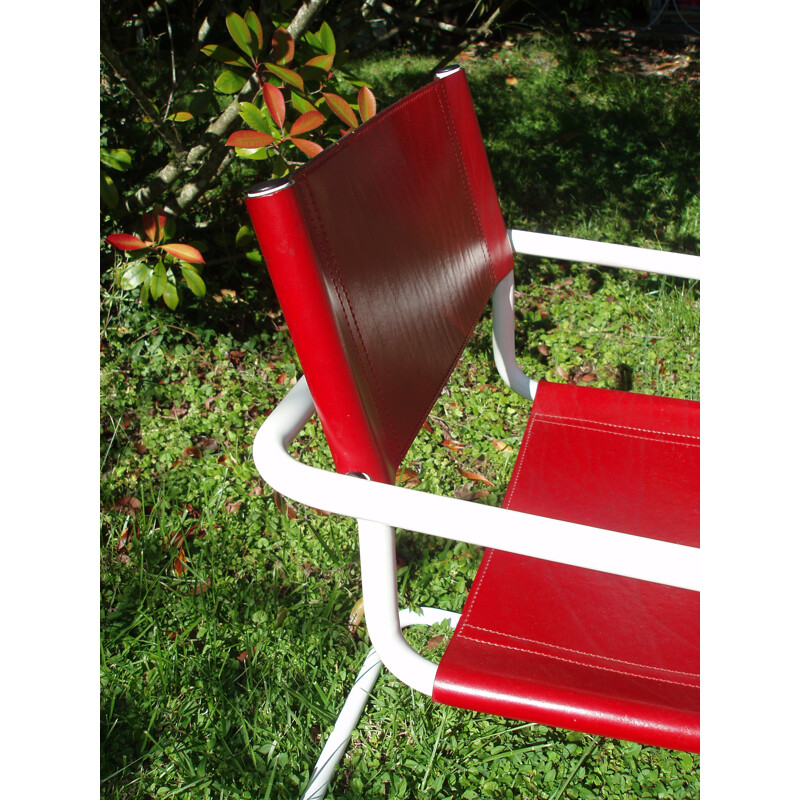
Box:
120;0;329;219
100;31;187;160
287;0;328;39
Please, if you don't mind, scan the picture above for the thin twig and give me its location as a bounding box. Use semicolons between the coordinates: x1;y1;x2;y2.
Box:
132;324;204;345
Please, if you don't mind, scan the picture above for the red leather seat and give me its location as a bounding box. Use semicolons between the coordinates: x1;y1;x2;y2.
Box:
433;381;699;752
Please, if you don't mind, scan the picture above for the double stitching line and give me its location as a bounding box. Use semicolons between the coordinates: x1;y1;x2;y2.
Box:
297;177;403;457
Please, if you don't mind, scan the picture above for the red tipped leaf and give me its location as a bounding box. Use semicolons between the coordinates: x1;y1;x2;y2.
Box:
290;109;324;136
290;137;324;158
226;130;276;148
357;86;377;122
142;207;167;243
106;233;147;251
265;63;304;91
160;243;205;264
262;83;286;129
323;93;358;129
304;53;334;72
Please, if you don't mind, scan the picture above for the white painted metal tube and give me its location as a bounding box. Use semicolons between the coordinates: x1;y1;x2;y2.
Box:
300;646;383;800
300;607;461;800
509;229;701;280
357;519;438;695
253;377;700;592
492;271;538;400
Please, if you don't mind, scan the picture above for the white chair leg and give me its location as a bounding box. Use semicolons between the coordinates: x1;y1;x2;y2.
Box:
300;607;461;800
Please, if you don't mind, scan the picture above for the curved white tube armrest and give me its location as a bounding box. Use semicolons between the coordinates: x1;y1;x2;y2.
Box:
253;378;701;592
509;229;701;280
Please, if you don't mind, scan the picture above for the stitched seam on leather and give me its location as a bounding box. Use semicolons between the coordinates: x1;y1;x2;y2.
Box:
455;632;699;689
503;414;537;509
533;412;699;443
436;81;497;286
461;622;698;679
530;415;699;448
387;80;500;466
458;548;495;630
296;178;402;458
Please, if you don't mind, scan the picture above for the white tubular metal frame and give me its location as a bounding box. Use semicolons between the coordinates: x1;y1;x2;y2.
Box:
260;227;700;799
300;606;462;800
252;376;700;593
492;271;538;401
509;229;701;280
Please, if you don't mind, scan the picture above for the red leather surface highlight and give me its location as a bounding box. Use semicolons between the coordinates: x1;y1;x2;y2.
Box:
434;382;699;752
247;70;513;483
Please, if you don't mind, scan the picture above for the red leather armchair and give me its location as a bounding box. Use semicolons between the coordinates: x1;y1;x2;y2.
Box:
246;67;700;799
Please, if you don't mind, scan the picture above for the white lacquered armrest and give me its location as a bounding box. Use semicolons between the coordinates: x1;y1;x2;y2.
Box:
254;377;700;592
509;229;701;280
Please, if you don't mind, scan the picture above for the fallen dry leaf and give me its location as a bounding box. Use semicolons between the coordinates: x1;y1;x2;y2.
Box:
348;597;365;633
174;547;186;577
491;439;514;453
273;492;298;519
396;467;421;487
114;496;142;514
458;468;494;487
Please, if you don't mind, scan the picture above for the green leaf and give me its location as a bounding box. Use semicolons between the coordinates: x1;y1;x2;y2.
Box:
215;69;249;94
120;260;150;290
233;146;269;160
201;44;250;68
163;280;179;310
181;264;206;297
139;274;151;305
323;93;358;129
265;63;303;91
238;101;272;134
151;260;167;300
235;226;255;249
226;12;253;58
100;148;132;172
167;111;193;122
303;31;323;52
290;92;315;114
101;172;119;209
318;22;336;55
244;9;264;54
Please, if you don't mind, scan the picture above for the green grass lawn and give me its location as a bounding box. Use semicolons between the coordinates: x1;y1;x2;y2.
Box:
101;34;699;799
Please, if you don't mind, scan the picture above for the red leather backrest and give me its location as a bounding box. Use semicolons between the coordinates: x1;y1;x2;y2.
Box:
247;69;513;483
